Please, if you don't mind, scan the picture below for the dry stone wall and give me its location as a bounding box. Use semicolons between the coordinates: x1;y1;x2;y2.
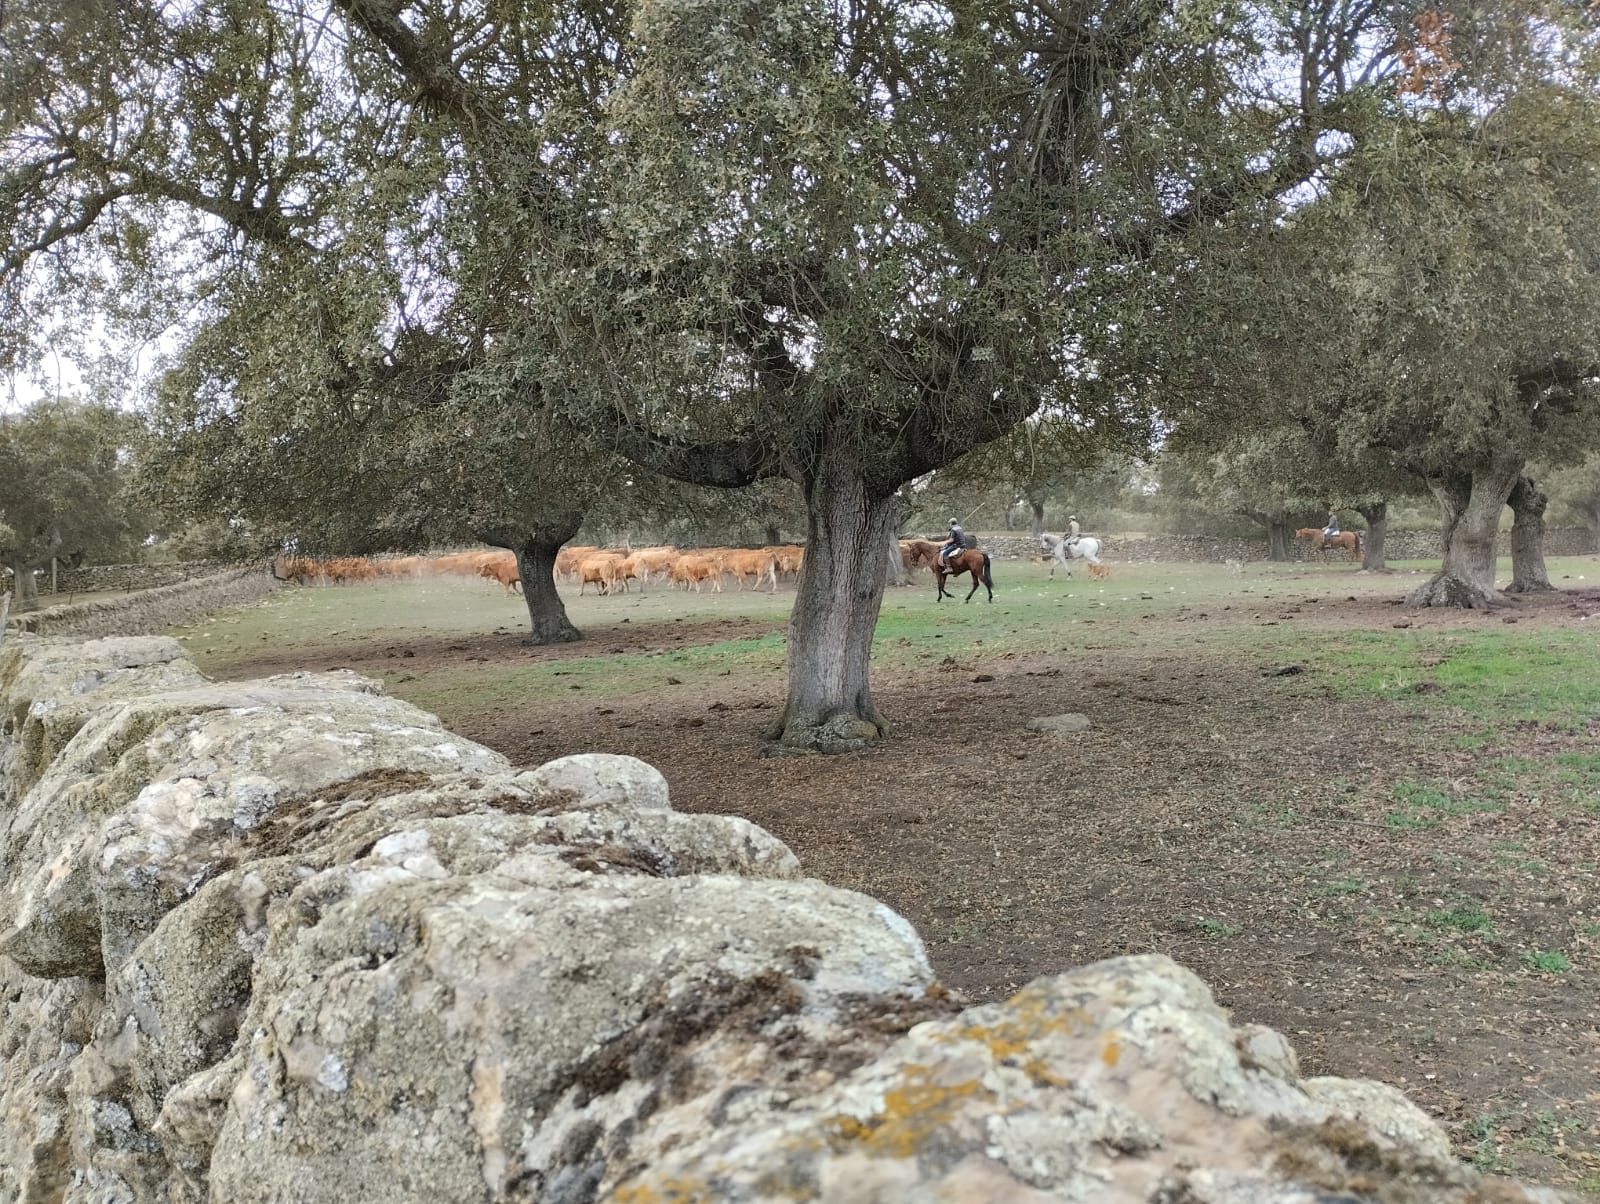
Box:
49;562;232;596
970;529;1600;563
0;633;1574;1203
7;565;278;640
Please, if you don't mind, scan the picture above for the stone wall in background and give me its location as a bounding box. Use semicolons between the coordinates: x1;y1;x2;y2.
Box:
0;633;1573;1202
957;528;1600;563
47;561;232;596
6;564;278;640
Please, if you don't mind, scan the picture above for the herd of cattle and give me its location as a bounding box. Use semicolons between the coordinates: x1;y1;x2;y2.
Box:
274;544;817;597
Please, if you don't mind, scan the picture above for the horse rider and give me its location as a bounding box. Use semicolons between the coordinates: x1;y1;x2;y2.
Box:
941;518;966;566
1066;515;1081;546
1322;509;1340;549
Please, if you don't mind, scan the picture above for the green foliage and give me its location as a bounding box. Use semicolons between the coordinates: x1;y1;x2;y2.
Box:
1538;453;1600;547
1156;4;1600;570
0;399;139;577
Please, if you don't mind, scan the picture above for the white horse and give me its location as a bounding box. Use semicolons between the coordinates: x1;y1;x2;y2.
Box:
1039;532;1103;579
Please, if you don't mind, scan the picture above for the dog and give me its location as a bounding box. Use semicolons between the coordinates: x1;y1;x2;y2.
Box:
1087;562;1112;580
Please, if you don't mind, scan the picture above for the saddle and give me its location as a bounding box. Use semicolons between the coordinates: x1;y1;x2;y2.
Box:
940;538;977;566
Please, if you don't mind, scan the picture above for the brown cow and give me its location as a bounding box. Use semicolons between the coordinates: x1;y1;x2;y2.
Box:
617;555;649;594
556;546;600;582
627;547;677;584
578;555;625;595
324;557;377;584
668;555;721;593
722;548;779;593
477;555;522;596
773;545;805;578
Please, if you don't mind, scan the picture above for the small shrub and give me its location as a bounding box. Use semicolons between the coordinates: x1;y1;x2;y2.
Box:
1522;950;1571;973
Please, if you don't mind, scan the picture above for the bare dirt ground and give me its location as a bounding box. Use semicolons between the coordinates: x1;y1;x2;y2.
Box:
211;580;1600;1191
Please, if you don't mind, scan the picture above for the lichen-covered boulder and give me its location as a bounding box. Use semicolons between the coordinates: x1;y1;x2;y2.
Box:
601;954;1543;1203
0;634;207;801
0;682;509;979
519;752;672;810
0;955;103;1203
204;869;934;1203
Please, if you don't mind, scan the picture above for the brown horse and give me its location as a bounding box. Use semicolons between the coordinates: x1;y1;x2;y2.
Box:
905;540;994;602
1294;528;1361;561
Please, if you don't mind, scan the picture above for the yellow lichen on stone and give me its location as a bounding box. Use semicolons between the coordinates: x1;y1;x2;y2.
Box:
612;1176;715;1203
941;992;1094;1063
1101;1037;1121;1068
823;1065;993;1158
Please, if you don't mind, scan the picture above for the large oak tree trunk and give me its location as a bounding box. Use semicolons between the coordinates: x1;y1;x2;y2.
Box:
1408;453;1523;608
765;523;782;547
769;454;895;753
1577;502;1600;554
1266;518;1293;561
1029;500;1045;540
1356;501;1389;572
883;509;910;588
1506;475;1553;594
482;513;584;644
9;560;38;612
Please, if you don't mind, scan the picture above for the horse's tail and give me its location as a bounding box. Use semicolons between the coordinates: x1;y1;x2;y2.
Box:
982;552;992;587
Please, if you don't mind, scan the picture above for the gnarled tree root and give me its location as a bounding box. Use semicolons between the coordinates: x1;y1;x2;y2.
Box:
1405;574;1517;609
764;703;890;754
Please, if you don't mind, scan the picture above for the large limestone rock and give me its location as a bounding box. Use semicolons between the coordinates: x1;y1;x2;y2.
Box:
0;634;207;800
0;678;510;979
0;635;1575;1203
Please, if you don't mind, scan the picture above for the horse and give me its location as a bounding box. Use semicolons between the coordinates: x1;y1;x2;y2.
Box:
1038;532;1104;579
904;540;994;602
1295;528;1361;562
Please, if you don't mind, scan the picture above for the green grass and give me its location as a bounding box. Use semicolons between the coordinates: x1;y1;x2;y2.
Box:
1305;627;1600;731
1523;950;1573;974
1425;904;1494;934
1384;780;1505;829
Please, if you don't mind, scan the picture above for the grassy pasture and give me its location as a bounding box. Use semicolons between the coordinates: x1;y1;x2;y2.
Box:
177;553;1600;1194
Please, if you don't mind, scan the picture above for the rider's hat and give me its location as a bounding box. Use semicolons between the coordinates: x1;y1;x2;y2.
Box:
949;517;959;526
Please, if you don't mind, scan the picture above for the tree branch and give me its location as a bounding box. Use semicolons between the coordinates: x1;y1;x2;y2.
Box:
608;422;780;489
